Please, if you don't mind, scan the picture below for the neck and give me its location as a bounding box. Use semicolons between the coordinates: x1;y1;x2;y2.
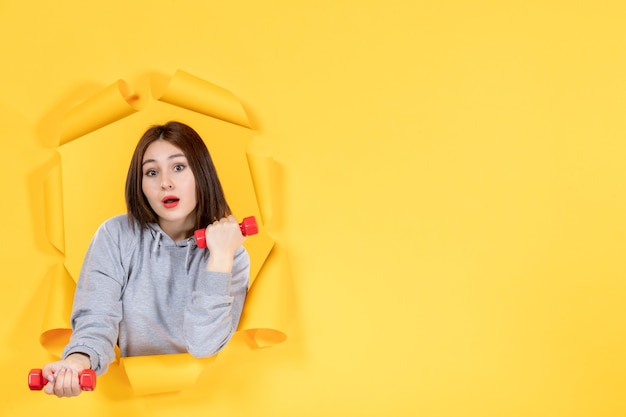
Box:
158;218;195;242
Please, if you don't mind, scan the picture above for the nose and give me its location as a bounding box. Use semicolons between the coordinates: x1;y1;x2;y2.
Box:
161;175;174;190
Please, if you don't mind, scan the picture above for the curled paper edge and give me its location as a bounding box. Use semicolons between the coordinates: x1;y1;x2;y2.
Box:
238;245;291;348
40;263;74;357
241;328;288;349
43;161;65;254
246;143;275;227
60;79;141;145
151;69;252;129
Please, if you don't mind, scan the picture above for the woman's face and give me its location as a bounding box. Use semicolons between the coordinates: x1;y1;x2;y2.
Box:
141;140;198;236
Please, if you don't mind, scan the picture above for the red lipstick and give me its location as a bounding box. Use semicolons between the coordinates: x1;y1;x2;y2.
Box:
162;195;180;208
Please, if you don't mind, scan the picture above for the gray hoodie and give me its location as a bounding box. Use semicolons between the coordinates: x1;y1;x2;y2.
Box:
62;214;250;375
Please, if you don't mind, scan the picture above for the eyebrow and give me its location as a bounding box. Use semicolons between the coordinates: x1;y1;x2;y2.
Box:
142;153;186;166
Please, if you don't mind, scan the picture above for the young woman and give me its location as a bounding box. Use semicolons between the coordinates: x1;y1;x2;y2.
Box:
41;121;250;397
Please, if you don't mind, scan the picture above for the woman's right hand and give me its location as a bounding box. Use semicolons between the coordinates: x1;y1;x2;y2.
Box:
41;353;91;397
204;215;246;273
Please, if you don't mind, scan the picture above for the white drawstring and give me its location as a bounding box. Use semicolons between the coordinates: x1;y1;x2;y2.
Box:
185;244;192;274
152;231;162;254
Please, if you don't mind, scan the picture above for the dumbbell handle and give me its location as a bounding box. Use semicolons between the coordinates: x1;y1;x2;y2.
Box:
28;368;96;391
194;216;258;249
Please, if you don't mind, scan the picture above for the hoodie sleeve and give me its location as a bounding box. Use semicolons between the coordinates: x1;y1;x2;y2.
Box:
62;219;128;375
183;246;250;357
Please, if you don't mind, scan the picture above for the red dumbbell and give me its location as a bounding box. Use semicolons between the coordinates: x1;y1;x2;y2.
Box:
28;368;96;391
194;216;258;249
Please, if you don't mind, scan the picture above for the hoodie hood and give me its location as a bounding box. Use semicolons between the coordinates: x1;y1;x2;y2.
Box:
147;222;200;273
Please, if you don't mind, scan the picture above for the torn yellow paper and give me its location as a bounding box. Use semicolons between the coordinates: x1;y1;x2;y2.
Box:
246;141;276;227
60;80;141;145
39;263;74;358
120;354;216;396
239;245;290;348
43;162;65;254
41;69;289;396
151;69;251;129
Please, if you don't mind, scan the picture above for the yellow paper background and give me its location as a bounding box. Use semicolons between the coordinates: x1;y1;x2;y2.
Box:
2;1;626;416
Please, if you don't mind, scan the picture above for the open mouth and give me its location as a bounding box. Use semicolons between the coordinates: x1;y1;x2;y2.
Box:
162;196;180;208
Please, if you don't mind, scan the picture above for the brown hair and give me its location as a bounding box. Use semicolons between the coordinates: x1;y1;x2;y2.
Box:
125;121;231;233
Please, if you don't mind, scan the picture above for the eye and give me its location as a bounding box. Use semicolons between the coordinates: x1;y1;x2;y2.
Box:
173;164;186;172
144;169;157;177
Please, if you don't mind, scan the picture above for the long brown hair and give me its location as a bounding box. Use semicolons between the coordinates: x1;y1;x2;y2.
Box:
125;121;231;233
